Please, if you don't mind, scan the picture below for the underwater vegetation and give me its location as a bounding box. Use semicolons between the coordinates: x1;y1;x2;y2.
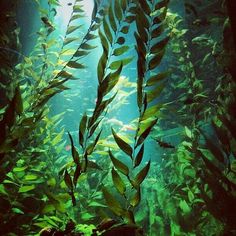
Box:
0;0;236;235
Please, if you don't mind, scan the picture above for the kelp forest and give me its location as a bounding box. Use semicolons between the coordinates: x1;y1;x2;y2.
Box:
0;0;236;235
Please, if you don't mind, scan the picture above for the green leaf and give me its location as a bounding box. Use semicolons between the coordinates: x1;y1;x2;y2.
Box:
112;168;126;195
19;185;35;193
148;49;165;70
63;37;78;45
99;63;122;96
121;25;129;34
134;144;144;168
136;119;157;147
80;43;96;50
67;61;85;69
66;25;82;34
185;126;192;138
103;18;113;44
132;161;150;189
109;150;129;176
179;200;191;214
108;4;117;32
146;71;169;87
130;187;141;207
114;0;122;21
112;128;133;158
102;186;124;216
109;57;133;70
113;46;129;56
86;130;102;155
146;83;165;103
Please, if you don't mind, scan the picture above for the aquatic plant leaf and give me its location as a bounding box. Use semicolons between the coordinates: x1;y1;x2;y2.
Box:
64;169;73;190
51;129;64;145
151;24;164;39
146;71;169;86
141;105;161;121
70;14;83;22
97;48;108;83
66;25;82;34
136;119;157;147
137;76;144;109
140;1;151;14
155;0;169;10
15;86;23;115
63;37;78;46
66;61;86;69
117;37;125;45
146;83;165;103
109;57;133;70
68;132;80;164
179;200;191;214
121;25;129;34
136;18;148;42
86;130;102;155
85;33;97;40
136;8;149;29
74;50;90;57
99;63;122;96
112;128;133;158
211;121;230;154
112;168;126;195
113;46;129;56
219;115;236;140
148;49;165;70
109;150;129;176
132;161;150;189
81;43;96;50
130;187;141;207
102;186;124;216
56;70;74;79
114;0;123;22
73;4;84;13
103;18;113;44
73;164;81;187
134;32;146;57
185;126;192;138
108;4;117;32
79;113;87;147
89;119;102;137
150;36;169;54
201;131;225;164
134;144;144;168
19;185;35;193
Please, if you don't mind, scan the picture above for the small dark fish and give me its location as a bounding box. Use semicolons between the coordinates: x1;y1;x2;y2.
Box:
67;3;72;6
155;139;175;149
41;17;54;29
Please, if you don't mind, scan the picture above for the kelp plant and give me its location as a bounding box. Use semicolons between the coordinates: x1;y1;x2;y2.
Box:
0;0;170;235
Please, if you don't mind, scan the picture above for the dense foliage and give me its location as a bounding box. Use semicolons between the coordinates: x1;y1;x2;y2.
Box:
0;0;235;235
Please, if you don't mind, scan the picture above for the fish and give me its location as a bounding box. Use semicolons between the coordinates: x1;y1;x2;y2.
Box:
65;145;71;151
67;3;72;6
41;17;55;32
155;139;175;149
